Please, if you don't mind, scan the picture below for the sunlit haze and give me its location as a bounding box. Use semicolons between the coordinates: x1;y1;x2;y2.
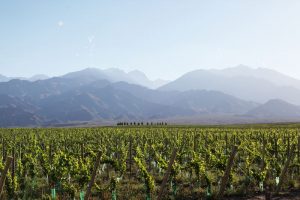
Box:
1;1;300;80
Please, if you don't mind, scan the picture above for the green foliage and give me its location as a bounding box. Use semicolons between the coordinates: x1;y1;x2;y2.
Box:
0;126;298;199
134;156;155;194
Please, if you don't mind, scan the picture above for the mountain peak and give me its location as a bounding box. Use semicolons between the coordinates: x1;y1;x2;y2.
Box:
231;64;253;70
61;67;167;89
128;70;147;76
246;98;300;118
263;99;295;107
29;74;49;81
128;70;148;80
103;68;125;74
80;67;101;73
221;64;255;73
159;65;300;104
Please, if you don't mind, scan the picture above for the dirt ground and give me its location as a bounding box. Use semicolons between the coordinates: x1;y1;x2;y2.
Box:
225;190;300;200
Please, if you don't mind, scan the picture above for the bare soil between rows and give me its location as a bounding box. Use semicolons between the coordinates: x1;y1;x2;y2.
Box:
224;189;300;200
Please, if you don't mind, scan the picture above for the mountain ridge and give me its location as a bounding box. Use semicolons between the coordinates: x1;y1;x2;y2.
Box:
62;68;168;89
246;99;300;118
159;65;300;105
0;74;258;127
1;65;300;126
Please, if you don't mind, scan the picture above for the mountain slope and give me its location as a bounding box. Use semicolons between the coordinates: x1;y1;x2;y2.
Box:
168;90;258;114
110;82;258;114
28;74;49;82
0;74;258;126
63;68;166;89
159;66;300;105
2;67;300;127
0;77;110;100
37;83;195;122
0;94;41;127
0;75;10;82
0;74;50;82
127;70;169;88
213;65;300;89
246;99;300;118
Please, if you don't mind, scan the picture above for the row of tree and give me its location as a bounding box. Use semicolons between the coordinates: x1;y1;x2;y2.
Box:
116;122;168;126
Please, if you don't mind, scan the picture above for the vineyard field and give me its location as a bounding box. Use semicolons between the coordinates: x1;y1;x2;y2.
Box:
0;126;300;199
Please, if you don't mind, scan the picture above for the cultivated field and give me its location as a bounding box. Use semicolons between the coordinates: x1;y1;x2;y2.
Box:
0;126;300;199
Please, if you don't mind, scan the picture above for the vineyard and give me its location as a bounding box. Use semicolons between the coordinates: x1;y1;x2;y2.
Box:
0;127;299;199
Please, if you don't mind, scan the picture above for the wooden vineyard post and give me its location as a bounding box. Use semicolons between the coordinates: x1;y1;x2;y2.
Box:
129;136;132;178
2;138;5;163
275;144;296;194
225;132;228;155
81;143;84;161
298;136;300;175
287;133;290;156
262;134;266;169
157;148;177;200
85;150;102;200
148;139;152;172
194;133;199;153
265;184;271;200
233;134;236;145
11;147;16;196
275;135;278;159
264;168;271;200
193;131;196;152
11;147;15;181
216;145;238;200
0;156;13;197
298;135;300;162
49;144;52;165
260;134;267;193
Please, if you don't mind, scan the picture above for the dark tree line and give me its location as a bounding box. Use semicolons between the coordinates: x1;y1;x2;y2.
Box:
116;122;168;126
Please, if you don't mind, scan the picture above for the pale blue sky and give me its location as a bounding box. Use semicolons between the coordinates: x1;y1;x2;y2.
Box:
1;0;300;80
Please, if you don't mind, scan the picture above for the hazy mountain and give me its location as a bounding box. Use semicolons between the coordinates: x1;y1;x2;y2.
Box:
28;74;49;81
127;70;169;88
0;77;193;126
0;78;110;101
1;68;168;88
1;66;300;127
0;73;257;126
63;68;167;89
0;94;41;127
167;90;258;114
159;65;300;105
212;65;300;89
62;68;109;82
110;82;257;114
152;79;169;88
0;75;10;82
0;74;50;82
246;99;300;119
37;84;194;122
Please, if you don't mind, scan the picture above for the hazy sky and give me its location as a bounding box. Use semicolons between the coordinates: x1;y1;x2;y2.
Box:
1;0;300;80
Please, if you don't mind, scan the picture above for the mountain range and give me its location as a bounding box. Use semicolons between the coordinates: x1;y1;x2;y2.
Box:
62;68;168;89
1;65;300;127
159;65;300;105
0;74;49;82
